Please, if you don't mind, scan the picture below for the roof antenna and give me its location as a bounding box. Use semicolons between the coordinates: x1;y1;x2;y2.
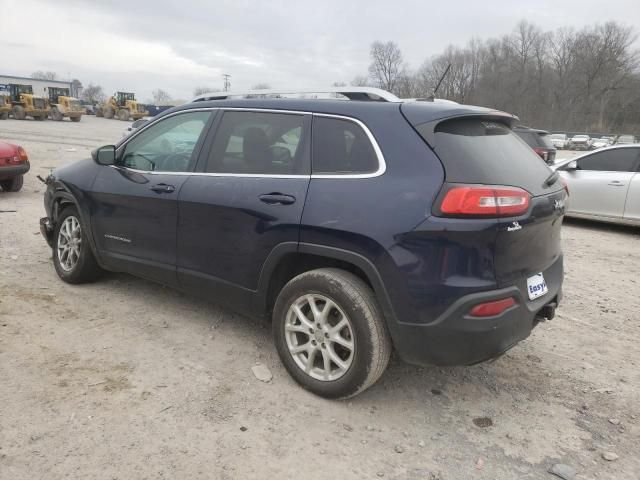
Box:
428;63;451;101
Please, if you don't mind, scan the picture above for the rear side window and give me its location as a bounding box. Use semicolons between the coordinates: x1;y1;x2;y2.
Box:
312;116;378;174
577;148;640;172
419;118;554;196
206;111;307;175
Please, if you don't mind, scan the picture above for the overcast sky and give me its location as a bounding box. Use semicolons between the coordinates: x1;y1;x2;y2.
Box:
2;0;639;102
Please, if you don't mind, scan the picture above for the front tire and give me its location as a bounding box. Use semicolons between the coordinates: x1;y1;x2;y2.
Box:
117;108;130;121
273;268;391;399
53;206;103;284
12;105;26;120
0;175;23;192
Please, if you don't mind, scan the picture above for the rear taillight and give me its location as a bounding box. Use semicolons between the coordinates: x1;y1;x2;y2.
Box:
469;297;516;317
533;148;548;161
560;177;569;196
17;146;28;162
439;185;531;217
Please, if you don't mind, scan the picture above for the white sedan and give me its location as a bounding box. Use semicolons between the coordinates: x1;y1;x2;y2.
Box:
553;145;640;226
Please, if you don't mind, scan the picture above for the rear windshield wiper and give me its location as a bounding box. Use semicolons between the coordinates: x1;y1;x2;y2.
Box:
543;171;559;188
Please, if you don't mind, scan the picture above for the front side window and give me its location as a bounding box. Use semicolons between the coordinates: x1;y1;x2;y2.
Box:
120;111;212;172
577;148;640;172
312;116;378;174
206;111;307;175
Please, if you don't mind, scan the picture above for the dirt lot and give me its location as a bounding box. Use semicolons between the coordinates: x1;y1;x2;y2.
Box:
1;116;639;480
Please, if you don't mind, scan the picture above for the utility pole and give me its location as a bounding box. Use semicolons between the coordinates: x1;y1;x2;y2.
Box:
222;74;231;92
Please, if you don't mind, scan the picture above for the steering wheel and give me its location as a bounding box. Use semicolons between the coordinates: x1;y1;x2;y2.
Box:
164;153;191;172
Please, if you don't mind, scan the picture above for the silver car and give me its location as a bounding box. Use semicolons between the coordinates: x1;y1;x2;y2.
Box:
554;145;640;226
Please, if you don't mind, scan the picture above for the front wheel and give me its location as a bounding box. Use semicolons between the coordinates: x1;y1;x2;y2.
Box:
53;206;103;284
273;268;391;399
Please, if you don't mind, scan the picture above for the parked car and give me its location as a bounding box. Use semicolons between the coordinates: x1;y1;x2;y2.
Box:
0;141;30;192
615;134;638;145
592;137;612;149
569;134;593;150
39;87;566;399
553;145;640;225
513;126;557;164
549;133;569;149
122;116;153;137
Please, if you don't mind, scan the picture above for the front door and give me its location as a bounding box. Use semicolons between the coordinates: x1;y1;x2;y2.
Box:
564;148;640;219
90;110;214;284
177;110;311;311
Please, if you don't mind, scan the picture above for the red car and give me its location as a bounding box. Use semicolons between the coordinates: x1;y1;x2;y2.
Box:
0;141;30;192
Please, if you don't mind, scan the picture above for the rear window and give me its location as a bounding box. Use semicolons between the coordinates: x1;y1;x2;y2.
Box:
538;133;554;149
418;118;554;196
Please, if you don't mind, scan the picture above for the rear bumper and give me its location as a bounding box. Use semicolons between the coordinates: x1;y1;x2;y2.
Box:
0;162;30;179
391;256;563;366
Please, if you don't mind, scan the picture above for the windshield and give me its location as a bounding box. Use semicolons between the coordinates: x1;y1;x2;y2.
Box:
550;134;565;139
574;135;589;139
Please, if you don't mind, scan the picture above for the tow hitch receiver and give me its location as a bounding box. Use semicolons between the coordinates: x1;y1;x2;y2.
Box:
536;301;557;321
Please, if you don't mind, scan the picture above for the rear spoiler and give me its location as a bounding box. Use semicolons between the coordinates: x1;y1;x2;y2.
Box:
401;103;518;148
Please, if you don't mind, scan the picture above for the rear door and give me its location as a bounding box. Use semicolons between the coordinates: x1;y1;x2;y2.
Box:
623;149;640;223
90;110;214;284
177;109;311;308
561;148;639;219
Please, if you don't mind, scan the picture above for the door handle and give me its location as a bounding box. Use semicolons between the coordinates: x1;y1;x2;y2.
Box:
258;193;296;205
608;181;625;187
150;183;175;193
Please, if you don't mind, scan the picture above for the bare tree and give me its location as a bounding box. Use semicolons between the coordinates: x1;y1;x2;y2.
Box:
81;83;106;104
31;71;58;80
193;86;214;96
251;83;271;90
356;20;640;133
332;81;347;87
152;88;172;104
351;75;371;87
368;41;403;92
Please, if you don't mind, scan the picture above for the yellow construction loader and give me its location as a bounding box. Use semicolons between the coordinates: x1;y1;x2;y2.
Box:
8;84;49;120
47;87;84;122
0;92;11;120
95;92;148;120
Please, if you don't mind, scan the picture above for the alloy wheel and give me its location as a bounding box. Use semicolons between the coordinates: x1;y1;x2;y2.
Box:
285;294;355;381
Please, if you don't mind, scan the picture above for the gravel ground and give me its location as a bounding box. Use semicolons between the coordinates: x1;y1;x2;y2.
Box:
1;116;639;480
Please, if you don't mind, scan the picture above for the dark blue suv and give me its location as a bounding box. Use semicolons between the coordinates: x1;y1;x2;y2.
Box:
40;88;565;399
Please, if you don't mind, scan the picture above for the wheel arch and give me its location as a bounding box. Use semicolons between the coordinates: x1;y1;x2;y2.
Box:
50;190;103;267
257;243;397;332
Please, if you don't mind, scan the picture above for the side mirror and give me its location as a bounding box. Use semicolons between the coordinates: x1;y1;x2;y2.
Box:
564;160;577;171
92;145;116;166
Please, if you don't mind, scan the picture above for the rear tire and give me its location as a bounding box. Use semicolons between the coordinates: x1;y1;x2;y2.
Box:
117;109;130;121
0;175;23;192
12;105;26;120
103;107;115;119
95;107;104;117
273;268;391;399
70;115;81;122
53;206;104;284
0;112;8;120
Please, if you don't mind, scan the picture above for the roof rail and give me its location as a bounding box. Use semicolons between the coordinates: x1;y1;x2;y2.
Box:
191;87;400;103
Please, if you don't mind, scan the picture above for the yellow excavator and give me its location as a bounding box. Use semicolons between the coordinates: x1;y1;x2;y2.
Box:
8;84;49;120
0;89;11;120
47;87;84;122
96;91;148;121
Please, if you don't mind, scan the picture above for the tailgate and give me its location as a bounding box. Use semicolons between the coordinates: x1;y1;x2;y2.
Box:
494;188;565;286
